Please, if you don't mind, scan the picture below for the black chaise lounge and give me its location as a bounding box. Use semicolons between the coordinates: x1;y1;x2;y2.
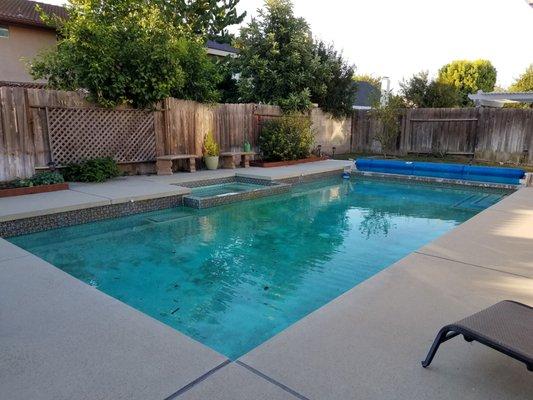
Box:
422;300;533;371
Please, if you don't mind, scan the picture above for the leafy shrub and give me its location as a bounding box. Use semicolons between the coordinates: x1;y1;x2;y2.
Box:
370;94;405;157
259;116;314;161
63;157;120;183
203;132;220;157
7;171;64;188
31;171;65;186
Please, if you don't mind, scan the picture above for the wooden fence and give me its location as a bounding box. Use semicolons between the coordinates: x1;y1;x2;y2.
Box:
1;86;532;181
352;108;533;164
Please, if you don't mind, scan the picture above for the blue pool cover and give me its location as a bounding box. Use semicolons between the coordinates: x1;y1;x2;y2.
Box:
355;158;525;185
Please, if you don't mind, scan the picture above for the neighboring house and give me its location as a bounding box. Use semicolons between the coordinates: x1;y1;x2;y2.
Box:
0;0;237;86
353;81;381;110
0;0;66;85
206;40;237;58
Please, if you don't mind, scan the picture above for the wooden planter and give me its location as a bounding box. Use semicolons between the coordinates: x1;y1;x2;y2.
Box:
250;156;328;168
0;183;69;198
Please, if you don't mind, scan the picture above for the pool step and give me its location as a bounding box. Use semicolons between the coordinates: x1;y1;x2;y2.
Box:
453;193;506;210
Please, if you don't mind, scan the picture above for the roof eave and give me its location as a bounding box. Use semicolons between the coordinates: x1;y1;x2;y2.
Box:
0;15;57;31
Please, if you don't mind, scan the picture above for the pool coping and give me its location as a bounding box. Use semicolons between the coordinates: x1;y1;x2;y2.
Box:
182;177;291;209
1;162;532;399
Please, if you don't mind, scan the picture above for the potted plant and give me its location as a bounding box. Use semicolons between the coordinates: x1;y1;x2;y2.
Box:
203;132;220;170
243;140;251;153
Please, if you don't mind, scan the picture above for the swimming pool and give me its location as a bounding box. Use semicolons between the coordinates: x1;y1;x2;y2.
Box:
9;177;508;359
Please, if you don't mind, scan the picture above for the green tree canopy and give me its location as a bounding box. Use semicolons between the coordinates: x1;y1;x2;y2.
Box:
156;0;246;43
311;41;357;118
509;64;533;92
234;0;356;116
235;0;317;112
437;59;497;106
31;0;227;107
400;71;459;108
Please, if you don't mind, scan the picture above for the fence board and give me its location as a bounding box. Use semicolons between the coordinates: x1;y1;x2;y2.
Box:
0;87;34;180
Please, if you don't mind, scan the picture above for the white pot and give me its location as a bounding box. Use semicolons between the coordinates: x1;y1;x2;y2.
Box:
204;156;219;170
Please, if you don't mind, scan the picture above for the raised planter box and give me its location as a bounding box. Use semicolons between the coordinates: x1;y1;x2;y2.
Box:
0;182;69;198
250;156;327;168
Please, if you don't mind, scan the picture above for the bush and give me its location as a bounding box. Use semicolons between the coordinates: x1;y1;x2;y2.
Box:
30;171;65;186
259;116;314;161
8;171;64;188
203;132;220;157
63;157;120;183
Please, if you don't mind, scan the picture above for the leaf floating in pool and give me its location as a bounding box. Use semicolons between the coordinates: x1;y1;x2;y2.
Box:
171;306;180;315
263;286;270;291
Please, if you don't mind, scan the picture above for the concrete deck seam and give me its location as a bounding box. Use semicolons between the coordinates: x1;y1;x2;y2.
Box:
414;251;533;280
235;361;311;400
66;188;114;202
164;359;231;399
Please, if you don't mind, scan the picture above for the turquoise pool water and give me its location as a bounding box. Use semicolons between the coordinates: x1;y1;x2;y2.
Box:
10;177;508;359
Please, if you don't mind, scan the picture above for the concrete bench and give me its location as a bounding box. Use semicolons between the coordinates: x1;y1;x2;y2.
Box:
156;155;196;175
220;152;256;169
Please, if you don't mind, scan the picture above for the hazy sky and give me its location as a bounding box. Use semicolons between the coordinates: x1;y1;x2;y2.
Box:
41;0;533;89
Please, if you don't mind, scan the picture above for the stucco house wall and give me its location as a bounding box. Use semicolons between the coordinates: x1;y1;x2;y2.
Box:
0;24;56;83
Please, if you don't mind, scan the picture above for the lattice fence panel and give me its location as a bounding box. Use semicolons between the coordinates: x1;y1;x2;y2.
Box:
47;107;156;165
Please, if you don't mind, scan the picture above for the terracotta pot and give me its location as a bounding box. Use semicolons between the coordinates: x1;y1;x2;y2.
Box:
204;156;219;170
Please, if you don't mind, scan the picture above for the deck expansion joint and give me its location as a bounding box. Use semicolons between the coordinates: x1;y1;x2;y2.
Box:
235;361;311;400
414;251;533;280
164;359;231;399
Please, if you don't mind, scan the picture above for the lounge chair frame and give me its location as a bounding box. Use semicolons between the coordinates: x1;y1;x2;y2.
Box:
422;301;533;372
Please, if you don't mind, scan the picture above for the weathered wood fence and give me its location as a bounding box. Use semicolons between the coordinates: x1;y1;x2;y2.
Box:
1;86;532;181
0;87;351;180
353;108;533;164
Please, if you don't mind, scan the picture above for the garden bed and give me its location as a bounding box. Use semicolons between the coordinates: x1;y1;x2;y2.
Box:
0;183;69;198
250;156;328;168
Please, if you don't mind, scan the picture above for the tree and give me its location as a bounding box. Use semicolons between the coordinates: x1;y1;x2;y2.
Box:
235;0;317;113
510;64;533;92
235;0;356;116
31;0;222;107
437;60;497;106
157;0;246;43
400;71;459;108
311;41;357;118
370;94;405;157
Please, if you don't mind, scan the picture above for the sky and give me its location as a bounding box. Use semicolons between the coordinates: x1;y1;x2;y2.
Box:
40;0;533;90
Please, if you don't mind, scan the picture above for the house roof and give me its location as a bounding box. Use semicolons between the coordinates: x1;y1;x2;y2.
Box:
354;81;381;108
0;0;67;29
205;40;237;54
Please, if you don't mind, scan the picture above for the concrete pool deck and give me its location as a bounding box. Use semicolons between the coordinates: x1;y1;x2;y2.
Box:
0;163;532;399
0;160;352;222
